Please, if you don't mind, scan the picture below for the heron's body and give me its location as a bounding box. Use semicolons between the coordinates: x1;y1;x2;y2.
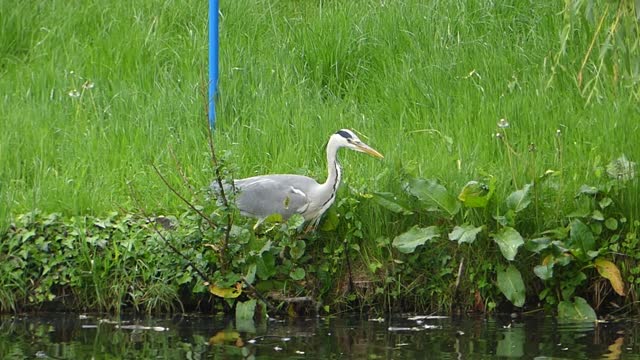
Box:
214;129;382;229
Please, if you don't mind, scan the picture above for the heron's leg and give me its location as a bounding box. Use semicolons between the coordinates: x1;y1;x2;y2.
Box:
303;217;321;233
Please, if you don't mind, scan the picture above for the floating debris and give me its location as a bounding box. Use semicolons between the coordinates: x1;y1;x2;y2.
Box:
407;315;448;321
115;325;168;331
388;326;423;332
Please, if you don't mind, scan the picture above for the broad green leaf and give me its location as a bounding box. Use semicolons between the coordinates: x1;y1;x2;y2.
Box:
448;224;484;244
505;184;532;213
405;178;460;217
604;218;618;231
595;258;625;296
591;210;604;221
256;252;276;280
599;197;613;209
392;226;440;254
236;299;256;321
558;297;597;322
492;227;524;261
458;179;494;208
235;299;257;333
534;263;554;280
290;267;306;281
289;240;306;260
497;264;525;307
209;282;242;299
371;192;413;215
525;237;552;253
569;219;596;261
245;264;257;285
287;214;305;229
264;213;284;224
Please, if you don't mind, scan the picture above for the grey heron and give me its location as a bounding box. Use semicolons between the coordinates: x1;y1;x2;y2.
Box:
213;129;383;230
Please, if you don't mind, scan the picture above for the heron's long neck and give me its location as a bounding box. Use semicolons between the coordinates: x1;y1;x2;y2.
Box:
322;142;342;198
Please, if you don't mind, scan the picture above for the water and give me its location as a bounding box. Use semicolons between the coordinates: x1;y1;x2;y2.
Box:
1;313;639;359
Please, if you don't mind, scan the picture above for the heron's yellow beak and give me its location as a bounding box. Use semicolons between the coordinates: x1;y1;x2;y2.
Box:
356;142;384;159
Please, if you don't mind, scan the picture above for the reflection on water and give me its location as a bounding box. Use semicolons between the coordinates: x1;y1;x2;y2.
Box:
0;313;639;359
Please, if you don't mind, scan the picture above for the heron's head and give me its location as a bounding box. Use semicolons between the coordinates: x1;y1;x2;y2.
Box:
332;129;384;159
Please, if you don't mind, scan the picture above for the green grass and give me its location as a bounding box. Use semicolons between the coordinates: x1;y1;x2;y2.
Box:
1;0;639;312
2;0;638;228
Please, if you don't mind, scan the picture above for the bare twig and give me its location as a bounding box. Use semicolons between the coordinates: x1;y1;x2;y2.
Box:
200;74;234;271
128;182;210;283
151;164;218;231
168;143;197;196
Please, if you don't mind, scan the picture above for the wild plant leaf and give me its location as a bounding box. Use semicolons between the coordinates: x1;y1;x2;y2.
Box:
371;192;413;215
256;252;276;280
569;219;596;261
290;267;306;281
458;180;494;208
404;178;460;217
492;227;524;261
534;263;554;280
287;214;305;229
448;224;484;244
606;154;636;182
497;265;525;307
505;184;532;213
236;299;256;321
557;297;597;322
289;240;306;260
209;282;242;299
392;226;440;254
599;197;613;209
595;258;625;296
604;218;618;231
525;237;552;253
591;210;604;221
264;213;283;224
235;299;257;332
245;264;257;284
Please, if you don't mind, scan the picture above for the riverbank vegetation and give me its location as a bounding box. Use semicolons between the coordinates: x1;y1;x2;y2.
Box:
1;0;638;317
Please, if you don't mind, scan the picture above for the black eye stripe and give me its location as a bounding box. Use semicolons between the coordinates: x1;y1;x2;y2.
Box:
336;130;353;139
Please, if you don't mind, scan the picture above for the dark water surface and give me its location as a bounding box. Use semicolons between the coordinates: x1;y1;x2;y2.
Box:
1;313;639;359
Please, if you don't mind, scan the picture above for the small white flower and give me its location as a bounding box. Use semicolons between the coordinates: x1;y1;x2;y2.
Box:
68;89;80;98
497;118;510;128
82;80;95;90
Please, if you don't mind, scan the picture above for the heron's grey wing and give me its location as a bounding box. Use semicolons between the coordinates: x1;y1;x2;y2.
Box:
234;175;316;220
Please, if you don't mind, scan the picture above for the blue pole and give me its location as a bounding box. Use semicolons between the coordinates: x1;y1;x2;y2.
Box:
208;0;219;128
